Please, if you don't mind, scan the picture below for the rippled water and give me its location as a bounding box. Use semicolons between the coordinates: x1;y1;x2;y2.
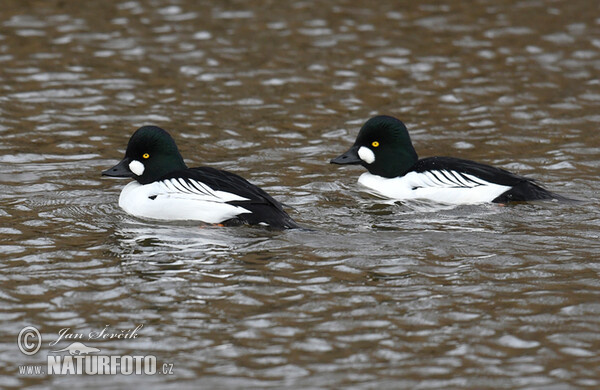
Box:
1;0;599;388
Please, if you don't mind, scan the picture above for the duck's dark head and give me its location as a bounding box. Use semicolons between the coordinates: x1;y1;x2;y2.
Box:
330;115;418;178
102;126;187;184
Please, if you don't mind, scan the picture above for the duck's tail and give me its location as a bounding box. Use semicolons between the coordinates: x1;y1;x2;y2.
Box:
225;202;301;229
492;180;576;203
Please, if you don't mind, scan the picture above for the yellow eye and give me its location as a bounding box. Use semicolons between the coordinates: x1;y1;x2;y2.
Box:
371;141;380;148
142;153;150;159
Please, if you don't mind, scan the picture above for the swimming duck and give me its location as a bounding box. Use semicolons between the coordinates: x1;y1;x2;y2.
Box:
331;115;567;204
103;126;299;228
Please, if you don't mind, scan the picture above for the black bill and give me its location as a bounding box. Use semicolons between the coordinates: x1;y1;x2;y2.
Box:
102;158;133;177
330;145;361;165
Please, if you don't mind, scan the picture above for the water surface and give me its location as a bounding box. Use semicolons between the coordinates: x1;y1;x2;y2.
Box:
1;0;599;388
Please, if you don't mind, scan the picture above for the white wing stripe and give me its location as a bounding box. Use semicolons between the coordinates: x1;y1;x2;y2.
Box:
195;180;218;197
424;171;443;186
451;171;474;187
170;178;187;193
428;171;447;185
180;178;208;195
413;170;495;189
430;171;447;186
171;179;191;194
155;177;250;204
187;179;211;196
176;178;193;193
462;173;488;186
163;180;176;192
445;170;465;187
439;170;462;187
419;172;436;187
424;170;458;187
462;173;480;186
445;170;476;188
176;178;214;197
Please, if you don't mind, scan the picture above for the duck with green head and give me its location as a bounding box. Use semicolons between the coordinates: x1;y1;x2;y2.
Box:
331;115;569;204
103;125;299;229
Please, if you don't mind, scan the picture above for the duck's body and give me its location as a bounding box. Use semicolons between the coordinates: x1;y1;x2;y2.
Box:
331;116;567;205
357;156;557;204
103;126;298;229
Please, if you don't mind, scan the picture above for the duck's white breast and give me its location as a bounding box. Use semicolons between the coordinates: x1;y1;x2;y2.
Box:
118;180;250;223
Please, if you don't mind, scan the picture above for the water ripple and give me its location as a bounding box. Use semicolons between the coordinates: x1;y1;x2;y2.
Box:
0;1;599;388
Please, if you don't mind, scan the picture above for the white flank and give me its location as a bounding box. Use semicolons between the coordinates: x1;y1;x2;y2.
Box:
128;160;145;176
118;179;251;223
357;171;511;204
358;146;375;164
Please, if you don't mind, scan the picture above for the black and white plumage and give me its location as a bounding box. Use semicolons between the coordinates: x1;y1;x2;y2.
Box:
331;116;568;205
102;126;299;229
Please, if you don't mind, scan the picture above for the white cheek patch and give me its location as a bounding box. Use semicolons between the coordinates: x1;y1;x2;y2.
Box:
129;160;145;176
358;146;375;164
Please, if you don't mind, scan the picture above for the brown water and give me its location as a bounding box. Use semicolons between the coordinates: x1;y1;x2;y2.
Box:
1;0;599;388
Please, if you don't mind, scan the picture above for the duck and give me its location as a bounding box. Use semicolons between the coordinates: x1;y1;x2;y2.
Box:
102;125;299;229
330;115;568;204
